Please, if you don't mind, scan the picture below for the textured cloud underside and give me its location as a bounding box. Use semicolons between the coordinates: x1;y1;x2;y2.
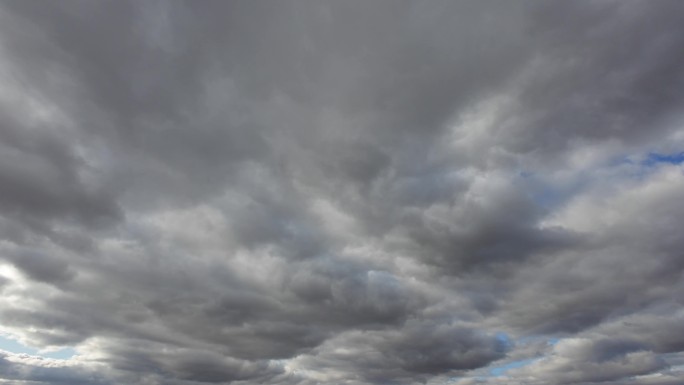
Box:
1;1;684;384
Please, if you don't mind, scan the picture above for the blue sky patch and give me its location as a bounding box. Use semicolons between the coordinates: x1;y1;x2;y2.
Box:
495;332;512;348
0;334;75;360
643;152;684;166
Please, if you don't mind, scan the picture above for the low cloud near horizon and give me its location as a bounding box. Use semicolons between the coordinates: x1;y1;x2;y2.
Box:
1;1;684;384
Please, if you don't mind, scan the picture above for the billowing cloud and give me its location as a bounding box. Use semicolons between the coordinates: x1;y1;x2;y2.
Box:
1;1;684;384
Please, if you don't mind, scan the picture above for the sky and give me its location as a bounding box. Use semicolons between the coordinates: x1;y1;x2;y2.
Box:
1;1;684;384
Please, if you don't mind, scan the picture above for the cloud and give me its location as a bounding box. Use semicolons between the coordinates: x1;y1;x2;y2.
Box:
0;350;111;385
0;1;684;384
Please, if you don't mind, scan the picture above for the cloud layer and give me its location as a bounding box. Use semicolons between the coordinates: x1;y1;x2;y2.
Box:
1;1;684;384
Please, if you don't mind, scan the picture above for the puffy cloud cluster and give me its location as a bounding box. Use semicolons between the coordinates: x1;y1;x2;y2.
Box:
1;1;684;384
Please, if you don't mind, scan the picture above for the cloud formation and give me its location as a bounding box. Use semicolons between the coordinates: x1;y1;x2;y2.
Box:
1;1;684;384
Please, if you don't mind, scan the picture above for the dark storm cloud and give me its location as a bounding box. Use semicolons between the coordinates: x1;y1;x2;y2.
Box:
6;248;76;285
1;1;684;384
291;321;506;384
0;101;121;230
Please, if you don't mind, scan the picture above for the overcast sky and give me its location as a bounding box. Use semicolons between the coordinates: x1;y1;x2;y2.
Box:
1;1;684;384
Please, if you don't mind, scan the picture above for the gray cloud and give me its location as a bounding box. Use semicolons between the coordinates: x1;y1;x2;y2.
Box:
0;351;111;385
1;1;684;384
